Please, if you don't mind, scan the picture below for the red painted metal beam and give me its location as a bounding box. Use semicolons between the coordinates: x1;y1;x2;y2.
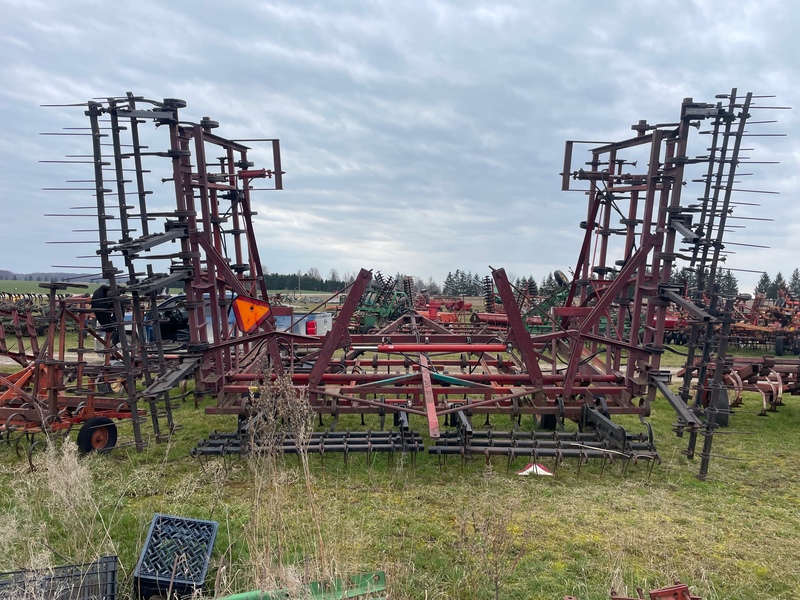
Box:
419;354;440;438
492;268;545;382
356;344;507;353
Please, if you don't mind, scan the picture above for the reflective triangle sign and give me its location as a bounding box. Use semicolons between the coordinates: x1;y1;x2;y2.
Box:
232;295;271;333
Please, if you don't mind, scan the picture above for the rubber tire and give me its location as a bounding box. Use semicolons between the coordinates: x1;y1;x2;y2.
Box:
76;417;118;455
167;148;192;159
554;270;569;287
162;97;187;109
711;388;730;428
538;414;558;430
775;336;785;357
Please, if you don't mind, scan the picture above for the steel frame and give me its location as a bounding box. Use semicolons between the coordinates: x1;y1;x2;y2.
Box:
3;89;784;475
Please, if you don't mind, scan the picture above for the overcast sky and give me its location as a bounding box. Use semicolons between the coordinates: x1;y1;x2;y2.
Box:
1;0;797;292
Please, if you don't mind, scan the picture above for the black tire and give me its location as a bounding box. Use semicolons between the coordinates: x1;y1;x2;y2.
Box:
711;388;730;428
538;414;558;430
554;270;569;287
76;417;118;455
167;148;192;159
162;97;187;109
91;285;114;327
775;336;785;357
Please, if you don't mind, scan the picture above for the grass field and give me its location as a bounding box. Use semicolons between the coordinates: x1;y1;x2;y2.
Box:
0;279;100;295
0;359;798;600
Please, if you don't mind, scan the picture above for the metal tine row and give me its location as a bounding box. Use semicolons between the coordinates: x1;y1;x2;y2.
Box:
35;95;189;450
429;443;660;478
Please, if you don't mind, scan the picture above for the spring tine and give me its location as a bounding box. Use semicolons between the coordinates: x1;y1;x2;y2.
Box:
45;241;104;244
39;160;108;164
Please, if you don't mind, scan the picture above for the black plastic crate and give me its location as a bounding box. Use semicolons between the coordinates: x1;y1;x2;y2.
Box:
134;514;218;599
0;555;118;600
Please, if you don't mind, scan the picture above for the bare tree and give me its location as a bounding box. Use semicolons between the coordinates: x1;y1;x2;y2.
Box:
426;276;441;295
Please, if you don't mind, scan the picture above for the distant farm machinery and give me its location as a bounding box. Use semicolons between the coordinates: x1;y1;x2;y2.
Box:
0;89;787;479
0;283;180;465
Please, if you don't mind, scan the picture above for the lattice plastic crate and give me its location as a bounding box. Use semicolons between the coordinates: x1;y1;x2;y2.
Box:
134;514;218;599
0;555;118;600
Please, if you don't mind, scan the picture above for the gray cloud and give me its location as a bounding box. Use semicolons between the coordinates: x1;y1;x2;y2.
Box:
1;0;797;290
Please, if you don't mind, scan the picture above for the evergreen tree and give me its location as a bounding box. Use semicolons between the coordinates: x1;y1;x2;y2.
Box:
754;272;771;296
670;267;695;294
719;270;739;297
527;277;538;296
769;272;786;300
457;270;468;295
540;273;557;296
443;272;455;295
789;268;800;298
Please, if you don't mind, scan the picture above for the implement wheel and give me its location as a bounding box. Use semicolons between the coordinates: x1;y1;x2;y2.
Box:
538;414;558;430
76;417;118;455
554;270;569;287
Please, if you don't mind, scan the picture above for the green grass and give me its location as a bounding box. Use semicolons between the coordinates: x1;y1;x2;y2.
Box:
0;373;798;599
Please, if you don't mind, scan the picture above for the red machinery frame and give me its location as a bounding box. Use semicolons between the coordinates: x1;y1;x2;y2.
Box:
2;89;784;477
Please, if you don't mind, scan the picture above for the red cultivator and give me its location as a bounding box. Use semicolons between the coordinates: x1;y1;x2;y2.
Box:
1;89;785;477
0;284;156;463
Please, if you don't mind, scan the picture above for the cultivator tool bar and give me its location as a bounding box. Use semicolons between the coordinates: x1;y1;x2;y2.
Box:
21;88;784;476
558;89;785;477
7;93;286;454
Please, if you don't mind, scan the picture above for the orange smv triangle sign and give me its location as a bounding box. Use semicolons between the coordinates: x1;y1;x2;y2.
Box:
232;295;271;333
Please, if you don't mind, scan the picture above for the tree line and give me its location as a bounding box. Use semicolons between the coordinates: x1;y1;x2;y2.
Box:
441;270;567;297
263;268;443;296
754;269;800;299
227;265;799;302
669;268;739;297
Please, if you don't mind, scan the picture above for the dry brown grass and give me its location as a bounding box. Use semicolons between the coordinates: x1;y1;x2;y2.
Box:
216;367;334;597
